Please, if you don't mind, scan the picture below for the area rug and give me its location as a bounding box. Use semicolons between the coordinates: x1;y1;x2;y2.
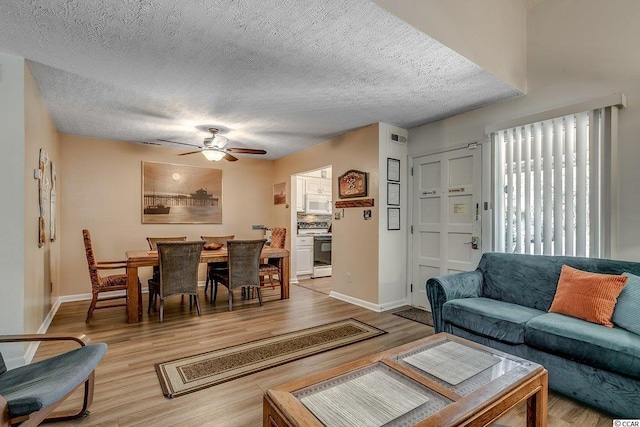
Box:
155;318;386;398
392;307;434;326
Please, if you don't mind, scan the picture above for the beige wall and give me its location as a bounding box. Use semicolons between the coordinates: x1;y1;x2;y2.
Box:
24;64;60;331
372;0;527;92
273;124;380;304
409;0;640;262
59;135;274;296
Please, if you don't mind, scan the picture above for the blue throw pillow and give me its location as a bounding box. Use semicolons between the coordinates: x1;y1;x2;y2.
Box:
612;272;640;335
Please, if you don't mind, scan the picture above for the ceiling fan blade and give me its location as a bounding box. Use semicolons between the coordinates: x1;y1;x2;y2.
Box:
158;139;202;148
178;150;203;156
224;153;239;162
226;148;267;155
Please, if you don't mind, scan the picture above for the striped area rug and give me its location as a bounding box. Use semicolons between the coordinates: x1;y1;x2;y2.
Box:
155;318;386;398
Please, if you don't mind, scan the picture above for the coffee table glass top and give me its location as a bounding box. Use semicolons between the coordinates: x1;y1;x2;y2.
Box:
269;334;546;427
392;338;522;396
293;362;451;427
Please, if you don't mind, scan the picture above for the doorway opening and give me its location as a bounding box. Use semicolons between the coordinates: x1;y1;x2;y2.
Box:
290;166;333;295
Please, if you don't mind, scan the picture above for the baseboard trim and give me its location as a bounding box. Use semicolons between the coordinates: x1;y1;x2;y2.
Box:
329;291;382;312
328;292;409;312
18;296;63;366
58;280;208;304
379;299;409;311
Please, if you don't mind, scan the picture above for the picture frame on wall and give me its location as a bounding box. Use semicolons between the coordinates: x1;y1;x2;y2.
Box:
387;182;400;206
387;158;400;182
338;169;368;199
273;181;286;205
142;161;223;224
388;207;400;230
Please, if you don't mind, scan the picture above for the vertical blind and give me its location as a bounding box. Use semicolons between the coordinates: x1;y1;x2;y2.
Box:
493;110;599;257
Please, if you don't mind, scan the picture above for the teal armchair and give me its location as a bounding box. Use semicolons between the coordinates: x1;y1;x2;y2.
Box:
0;333;107;426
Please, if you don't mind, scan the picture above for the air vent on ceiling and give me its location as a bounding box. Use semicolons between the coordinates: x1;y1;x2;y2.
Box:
390;133;407;145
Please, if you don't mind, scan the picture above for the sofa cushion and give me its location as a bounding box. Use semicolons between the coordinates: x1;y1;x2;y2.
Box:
478;253;564;311
549;265;627;327
612;272;640;335
525;313;640;379
443;297;545;344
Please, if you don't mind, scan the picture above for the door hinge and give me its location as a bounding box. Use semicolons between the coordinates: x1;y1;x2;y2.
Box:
410;225;414;234
410;283;413;292
411;167;414;176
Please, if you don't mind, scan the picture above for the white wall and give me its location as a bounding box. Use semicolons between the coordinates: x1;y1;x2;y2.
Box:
408;0;640;262
372;0;527;93
377;123;408;308
0;53;26;367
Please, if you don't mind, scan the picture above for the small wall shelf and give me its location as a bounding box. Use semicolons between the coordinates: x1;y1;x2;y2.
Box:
335;199;375;208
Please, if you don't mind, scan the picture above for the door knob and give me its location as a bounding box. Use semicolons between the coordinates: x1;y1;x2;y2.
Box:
464;236;479;250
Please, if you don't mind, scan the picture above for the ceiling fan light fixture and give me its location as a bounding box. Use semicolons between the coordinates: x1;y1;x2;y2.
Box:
212;135;228;148
202;149;225;161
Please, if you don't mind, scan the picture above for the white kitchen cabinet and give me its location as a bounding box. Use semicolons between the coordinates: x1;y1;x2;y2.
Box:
304;177;331;196
296;176;305;212
296;236;314;276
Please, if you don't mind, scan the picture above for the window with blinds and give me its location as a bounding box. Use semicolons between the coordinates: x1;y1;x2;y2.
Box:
493;110;602;257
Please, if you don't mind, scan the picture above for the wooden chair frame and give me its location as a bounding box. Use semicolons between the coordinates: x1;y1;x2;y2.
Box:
200;235;235;298
83;230;130;322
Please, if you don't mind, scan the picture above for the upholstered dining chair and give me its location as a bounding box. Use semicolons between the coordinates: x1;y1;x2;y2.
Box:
0;333;107;426
150;241;204;322
200;235;234;300
146;236;187;313
260;227;286;290
210;239;266;311
83;229;138;322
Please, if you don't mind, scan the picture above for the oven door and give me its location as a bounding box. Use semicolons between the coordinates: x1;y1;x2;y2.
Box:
312;235;332;278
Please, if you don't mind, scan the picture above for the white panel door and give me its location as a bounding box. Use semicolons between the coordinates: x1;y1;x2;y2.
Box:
411;146;482;309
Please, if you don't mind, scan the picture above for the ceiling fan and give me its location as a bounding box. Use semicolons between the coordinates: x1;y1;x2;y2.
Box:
158;128;266;162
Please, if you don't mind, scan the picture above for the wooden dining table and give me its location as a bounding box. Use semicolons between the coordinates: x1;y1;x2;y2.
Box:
124;246;290;323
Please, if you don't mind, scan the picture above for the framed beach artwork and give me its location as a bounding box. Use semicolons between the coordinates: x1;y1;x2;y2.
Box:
142;161;222;224
273;182;286;205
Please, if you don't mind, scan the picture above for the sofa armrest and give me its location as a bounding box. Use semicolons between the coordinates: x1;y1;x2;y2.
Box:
426;270;483;333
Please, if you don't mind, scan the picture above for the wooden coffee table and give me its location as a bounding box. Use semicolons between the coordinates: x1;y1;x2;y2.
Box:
264;332;547;426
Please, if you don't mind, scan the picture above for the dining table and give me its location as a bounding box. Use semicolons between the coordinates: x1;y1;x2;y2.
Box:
124;246;290;323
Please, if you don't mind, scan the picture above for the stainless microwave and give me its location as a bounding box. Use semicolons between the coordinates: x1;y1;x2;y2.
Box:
305;194;332;214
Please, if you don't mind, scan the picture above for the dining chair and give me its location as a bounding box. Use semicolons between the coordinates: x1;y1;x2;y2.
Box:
146;236;188;250
146;236;187;313
260;227;287;290
83;229;138;322
151;241;204;322
0;333;107;426
210;239;266;311
200;235;234;300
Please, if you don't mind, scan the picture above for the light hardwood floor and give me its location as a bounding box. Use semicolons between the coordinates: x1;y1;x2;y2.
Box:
36;280;613;427
295;276;332;295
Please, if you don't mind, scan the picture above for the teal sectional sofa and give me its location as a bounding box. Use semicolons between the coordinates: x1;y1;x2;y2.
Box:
426;252;640;418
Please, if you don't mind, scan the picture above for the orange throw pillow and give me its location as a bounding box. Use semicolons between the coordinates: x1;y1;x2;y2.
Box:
549;265;628;327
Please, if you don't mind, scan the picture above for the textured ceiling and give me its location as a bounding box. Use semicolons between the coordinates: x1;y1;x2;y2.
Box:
0;0;521;159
